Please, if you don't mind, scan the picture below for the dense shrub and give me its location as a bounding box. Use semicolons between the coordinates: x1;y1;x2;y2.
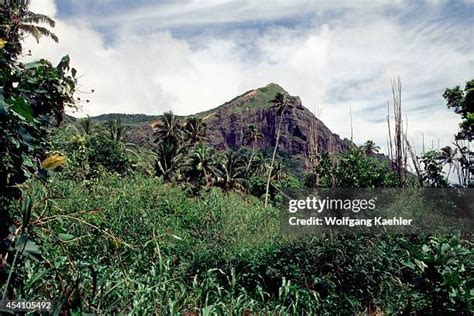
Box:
55;133;133;180
305;147;399;188
0;51;76;290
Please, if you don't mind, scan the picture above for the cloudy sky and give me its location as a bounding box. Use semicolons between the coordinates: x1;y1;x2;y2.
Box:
24;0;473;152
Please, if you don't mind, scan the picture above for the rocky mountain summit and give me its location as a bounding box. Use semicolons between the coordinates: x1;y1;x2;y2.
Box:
194;83;351;169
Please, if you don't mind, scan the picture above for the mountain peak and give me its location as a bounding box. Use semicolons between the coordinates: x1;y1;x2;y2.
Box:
218;83;292;112
255;82;290;98
258;82;288;94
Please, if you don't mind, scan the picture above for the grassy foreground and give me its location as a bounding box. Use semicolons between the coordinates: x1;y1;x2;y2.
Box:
9;173;471;314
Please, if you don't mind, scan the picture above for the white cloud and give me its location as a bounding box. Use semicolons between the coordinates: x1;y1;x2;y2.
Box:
23;0;473;154
28;0;56;16
84;0;406;31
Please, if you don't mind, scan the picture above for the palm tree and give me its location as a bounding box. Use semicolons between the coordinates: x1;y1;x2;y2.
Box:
241;151;267;178
184;144;216;187
104;118;126;141
264;93;294;206
123;142;154;175
252;152;267;177
79;116;94;135
154;141;185;182
213;151;248;193
184;116;207;146
152;112;185;145
362;140;380;155
152;112;188;181
1;0;58;57
270;160;286;181
244;124;263;174
438;145;457;180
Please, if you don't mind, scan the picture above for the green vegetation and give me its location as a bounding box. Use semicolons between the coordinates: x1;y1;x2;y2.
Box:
1;1;473;315
91;113;160;125
304;148;398;188
12;174;473;314
149;111;296;199
2;108;470;313
419;150;449;188
1;1;76;300
443;79;474;141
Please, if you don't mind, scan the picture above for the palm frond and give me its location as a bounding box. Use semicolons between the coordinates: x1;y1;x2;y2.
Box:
23;12;55;27
34;25;58;42
19;24;58;42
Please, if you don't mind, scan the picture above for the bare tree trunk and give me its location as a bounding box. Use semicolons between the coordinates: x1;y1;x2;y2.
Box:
403;115;408;176
239;107;244;146
422;132;425;153
455;163;462;186
350;105;353;142
308;121;314;168
246;143;256;175
308;120;319;169
446;163;452;181
387;102;394;166
265;115;284;207
453;140;470;187
391;77;403;187
405;136;423;187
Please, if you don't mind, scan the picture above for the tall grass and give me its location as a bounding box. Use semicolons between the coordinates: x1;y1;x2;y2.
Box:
8;173;472;314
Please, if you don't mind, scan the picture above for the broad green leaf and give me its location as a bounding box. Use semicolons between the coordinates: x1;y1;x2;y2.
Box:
18;127;35;148
22;195;32;228
58;233;76;241
9;136;20;148
10;97;34;122
402;260;415;270
57;55;70;71
22;156;35;168
15;236;42;260
25;61;42;69
24;268;49;290
0;94;9;116
441;243;451;253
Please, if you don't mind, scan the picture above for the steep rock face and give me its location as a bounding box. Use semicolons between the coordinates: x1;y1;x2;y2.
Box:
196;83;350;169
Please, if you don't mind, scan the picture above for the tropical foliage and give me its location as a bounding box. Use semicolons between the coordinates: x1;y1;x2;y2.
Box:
0;1;472;315
443;79;474;141
14;174;474;314
304;147;398;188
0;0;76;301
